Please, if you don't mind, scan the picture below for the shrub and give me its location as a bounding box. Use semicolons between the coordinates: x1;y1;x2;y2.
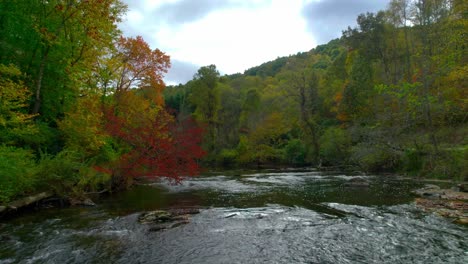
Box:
217;149;239;166
421;148;467;181
36;150;85;196
403;149;423;175
0;146;38;203
284;139;306;165
350;143;401;172
319;127;351;165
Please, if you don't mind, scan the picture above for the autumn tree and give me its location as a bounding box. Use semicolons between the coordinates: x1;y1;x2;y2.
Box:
101;92;205;188
112;36;170;105
0;65;37;145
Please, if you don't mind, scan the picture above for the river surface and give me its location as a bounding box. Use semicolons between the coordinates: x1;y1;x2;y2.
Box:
0;168;467;263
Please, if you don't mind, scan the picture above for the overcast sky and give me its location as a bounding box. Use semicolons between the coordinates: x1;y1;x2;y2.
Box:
120;0;390;85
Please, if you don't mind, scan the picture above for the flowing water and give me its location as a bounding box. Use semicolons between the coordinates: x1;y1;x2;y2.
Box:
0;168;467;263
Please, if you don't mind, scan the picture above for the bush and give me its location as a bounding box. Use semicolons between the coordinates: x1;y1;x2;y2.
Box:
350;143;401;172
217;149;239;166
403;149;423;175
319;127;351;165
36;147;114;198
421;148;467;181
0;146;38;204
36;150;85;196
284;139;306;165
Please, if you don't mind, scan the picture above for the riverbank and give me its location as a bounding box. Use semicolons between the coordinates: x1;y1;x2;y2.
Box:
412;184;468;224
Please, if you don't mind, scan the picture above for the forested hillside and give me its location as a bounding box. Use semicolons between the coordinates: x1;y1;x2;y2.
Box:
165;0;467;179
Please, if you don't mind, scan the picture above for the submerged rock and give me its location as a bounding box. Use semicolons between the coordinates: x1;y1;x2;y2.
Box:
343;177;370;188
69;198;96;207
138;210;172;224
139;208;200;231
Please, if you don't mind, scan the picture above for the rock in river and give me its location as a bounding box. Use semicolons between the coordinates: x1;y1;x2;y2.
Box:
138;208;200;231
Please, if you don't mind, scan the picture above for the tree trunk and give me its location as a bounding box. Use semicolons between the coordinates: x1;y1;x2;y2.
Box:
32;45;50;114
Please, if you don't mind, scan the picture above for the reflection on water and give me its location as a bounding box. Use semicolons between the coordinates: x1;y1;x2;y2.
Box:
0;169;467;263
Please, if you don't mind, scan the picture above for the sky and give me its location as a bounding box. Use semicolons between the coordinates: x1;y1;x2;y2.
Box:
120;0;390;85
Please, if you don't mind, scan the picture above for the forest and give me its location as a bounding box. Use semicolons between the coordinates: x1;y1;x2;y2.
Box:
0;0;466;205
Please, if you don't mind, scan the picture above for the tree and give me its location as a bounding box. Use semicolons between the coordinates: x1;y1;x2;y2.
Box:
0;64;37;145
113;36;170;105
282;68;322;164
189;65;221;152
101;92;205;188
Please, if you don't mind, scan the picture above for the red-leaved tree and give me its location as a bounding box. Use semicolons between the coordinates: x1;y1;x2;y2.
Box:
97;91;205;188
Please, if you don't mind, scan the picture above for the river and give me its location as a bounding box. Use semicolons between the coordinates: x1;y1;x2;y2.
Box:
0;168;467;263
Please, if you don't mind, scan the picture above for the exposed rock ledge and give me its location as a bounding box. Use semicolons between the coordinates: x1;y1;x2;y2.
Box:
413;184;468;225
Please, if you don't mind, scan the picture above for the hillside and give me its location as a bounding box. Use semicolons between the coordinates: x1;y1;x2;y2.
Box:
165;3;467;180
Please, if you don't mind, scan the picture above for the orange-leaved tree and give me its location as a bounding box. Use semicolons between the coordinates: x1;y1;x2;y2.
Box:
114;36;170;105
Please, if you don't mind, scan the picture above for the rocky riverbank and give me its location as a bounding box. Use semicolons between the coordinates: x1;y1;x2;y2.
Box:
412;184;468;224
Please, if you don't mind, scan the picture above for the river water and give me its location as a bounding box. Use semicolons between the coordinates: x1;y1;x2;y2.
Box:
0;168;467;263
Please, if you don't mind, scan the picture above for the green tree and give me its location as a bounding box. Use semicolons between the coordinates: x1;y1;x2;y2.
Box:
189;65;221;152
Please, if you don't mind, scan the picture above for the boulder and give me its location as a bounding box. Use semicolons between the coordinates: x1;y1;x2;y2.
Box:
411;184;442;198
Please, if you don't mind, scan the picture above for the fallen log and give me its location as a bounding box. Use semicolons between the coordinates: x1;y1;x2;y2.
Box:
0;192;53;214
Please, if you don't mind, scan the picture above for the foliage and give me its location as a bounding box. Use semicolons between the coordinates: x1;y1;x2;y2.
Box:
114;36;170;104
0;64;37;145
59;94;108;156
189;65;221;152
217;149;239;166
319;127;352;165
284;139;307;165
0;146;37;203
350;143;401;172
35;150;86;196
101;92;205;187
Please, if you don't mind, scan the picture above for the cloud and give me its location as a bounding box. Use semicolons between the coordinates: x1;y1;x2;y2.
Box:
302;0;389;44
120;0;315;84
155;0;236;26
164;59;200;85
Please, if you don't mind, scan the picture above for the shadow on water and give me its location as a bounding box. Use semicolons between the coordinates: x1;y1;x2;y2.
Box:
1;168;467;263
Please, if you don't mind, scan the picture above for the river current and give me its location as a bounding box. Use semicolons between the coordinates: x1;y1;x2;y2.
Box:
0;168;467;263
